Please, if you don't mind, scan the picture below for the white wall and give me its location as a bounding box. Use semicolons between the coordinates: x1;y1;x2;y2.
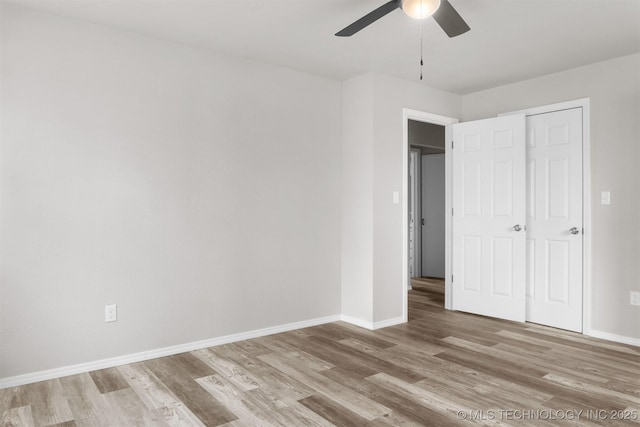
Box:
0;5;342;379
462;54;640;341
341;74;374;324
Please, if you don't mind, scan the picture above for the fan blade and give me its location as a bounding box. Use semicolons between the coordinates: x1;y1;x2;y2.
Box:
432;0;470;37
335;0;400;37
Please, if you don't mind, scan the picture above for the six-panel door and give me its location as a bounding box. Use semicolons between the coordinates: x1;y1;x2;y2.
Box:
525;108;583;332
452;115;527;322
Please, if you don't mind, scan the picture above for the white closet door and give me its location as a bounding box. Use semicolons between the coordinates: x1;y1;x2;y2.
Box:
452;115;526;322
526;108;583;332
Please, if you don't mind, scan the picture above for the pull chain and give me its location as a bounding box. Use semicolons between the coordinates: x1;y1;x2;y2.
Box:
419;23;424;80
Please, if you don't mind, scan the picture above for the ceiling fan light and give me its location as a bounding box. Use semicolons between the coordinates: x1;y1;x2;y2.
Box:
401;0;441;19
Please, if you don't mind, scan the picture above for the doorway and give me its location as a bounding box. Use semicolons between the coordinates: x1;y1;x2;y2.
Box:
408;120;446;285
402;110;458;321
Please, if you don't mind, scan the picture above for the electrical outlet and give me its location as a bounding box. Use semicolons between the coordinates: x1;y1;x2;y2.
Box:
105;304;117;322
631;291;640;307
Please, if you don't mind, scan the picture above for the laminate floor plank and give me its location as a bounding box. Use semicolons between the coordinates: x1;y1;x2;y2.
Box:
504;329;640;364
48;421;77;427
332;321;403;346
374;328;449;354
88;368;129;395
117;363;206;426
310;323;398;350
101;388;167;426
255;336;335;372
258;352;391;420
4;386;31;411
441;336;611;385
195;374;276;427
0;405;35;427
547;351;640;387
485;334;552;353
413;377;558;426
240;388;331;427
435;349;631;412
497;330;640;376
117;363;181;411
384;373;566;427
305;335;425;384
59;373;112;425
495;342;639;387
207;347;316;402
337;337;391;358
3;278;639;426
418;362;552;413
228;338;278;357
321;368;462;427
0;388;13;416
195;367;324;427
542;374;640;408
406;320;505;346
365;373;479;425
365;411;425;427
192;349;261;392
168;353;217;380
379;341;446;360
524;325;640;355
543;397;632;427
144;357;237;426
275;334;379;379
298;394;370;426
604;379;640;398
14;380;74;426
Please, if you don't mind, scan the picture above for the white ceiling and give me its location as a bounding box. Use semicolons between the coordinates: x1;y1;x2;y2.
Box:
9;0;640;94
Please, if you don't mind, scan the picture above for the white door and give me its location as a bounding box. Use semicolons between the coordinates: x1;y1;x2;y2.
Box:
452;115;526;322
421;154;446;278
526;108;583;332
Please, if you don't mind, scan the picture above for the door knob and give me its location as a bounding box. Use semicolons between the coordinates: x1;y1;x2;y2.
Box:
569;227;580;235
513;224;522;232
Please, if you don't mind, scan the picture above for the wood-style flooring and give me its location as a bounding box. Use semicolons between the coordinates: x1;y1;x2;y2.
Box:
2;278;639;426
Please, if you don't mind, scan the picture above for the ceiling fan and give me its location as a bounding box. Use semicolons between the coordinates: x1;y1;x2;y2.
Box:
335;0;470;38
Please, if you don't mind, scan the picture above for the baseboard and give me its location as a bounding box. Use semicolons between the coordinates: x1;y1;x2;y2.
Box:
585;329;640;347
0;314;341;390
341;315;406;330
372;316;405;330
340;314;374;330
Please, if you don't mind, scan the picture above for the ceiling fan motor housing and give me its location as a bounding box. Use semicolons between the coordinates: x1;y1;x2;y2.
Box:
401;0;442;20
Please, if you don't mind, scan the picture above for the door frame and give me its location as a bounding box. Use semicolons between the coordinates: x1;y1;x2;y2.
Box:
402;109;458;321
499;98;592;333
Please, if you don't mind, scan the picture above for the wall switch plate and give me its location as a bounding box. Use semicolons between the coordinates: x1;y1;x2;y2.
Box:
601;191;611;205
393;191;400;204
105;304;117;322
631;291;640;306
